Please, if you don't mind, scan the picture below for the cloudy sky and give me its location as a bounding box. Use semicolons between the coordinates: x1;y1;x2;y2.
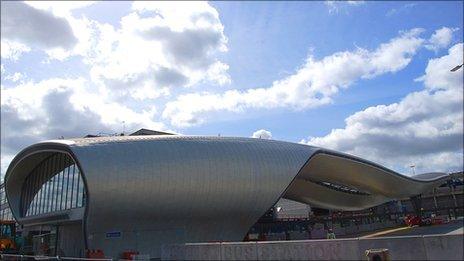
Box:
1;1;463;180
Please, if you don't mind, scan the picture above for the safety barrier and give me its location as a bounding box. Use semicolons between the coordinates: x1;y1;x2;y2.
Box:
0;254;113;261
161;233;463;260
0;254;148;261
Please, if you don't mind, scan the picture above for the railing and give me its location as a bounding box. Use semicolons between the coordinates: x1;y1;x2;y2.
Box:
0;254;113;261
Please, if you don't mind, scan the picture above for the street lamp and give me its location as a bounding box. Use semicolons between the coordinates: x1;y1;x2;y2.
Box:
450;63;463;72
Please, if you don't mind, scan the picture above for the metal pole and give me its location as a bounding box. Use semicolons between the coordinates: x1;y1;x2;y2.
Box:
55;225;60;256
450;183;458;208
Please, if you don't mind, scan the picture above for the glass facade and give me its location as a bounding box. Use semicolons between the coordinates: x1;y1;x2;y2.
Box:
21;153;86;217
1;183;14;221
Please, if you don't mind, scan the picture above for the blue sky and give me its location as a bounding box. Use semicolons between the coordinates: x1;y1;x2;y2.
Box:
1;1;463;179
198;1;463;138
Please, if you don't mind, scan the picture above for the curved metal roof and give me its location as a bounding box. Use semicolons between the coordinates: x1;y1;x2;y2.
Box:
285;151;449;210
4;135;451;258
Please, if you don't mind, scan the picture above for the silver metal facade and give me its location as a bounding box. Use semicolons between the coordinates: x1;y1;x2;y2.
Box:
4;135;451;258
285;152;450;211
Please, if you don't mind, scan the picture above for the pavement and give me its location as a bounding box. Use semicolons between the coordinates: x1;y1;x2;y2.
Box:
361;226;412;238
363;219;464;238
446;226;463;235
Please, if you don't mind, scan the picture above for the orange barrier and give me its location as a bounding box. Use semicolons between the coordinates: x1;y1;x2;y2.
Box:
122;251;139;260
86;249;105;259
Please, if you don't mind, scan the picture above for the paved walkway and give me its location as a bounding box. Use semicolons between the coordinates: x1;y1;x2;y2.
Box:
361;219;464;238
361;226;412;238
446;226;463;235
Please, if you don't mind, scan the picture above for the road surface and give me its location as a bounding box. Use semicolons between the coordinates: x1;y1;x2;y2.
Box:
371;219;463;237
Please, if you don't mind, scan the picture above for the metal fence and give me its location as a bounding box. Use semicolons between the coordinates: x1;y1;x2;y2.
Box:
0;254;113;261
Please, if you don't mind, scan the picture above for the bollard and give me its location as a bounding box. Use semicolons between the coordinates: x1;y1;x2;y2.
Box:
365;248;391;261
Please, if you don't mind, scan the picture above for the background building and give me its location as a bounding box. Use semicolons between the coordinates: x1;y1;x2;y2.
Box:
1;183;14;222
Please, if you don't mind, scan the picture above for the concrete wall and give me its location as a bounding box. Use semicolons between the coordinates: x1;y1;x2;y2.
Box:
161;234;463;260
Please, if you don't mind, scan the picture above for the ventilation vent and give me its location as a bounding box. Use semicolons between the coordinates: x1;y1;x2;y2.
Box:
308;179;371;196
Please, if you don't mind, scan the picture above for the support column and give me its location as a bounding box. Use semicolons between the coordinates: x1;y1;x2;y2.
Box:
410;194;422;216
449;181;458;208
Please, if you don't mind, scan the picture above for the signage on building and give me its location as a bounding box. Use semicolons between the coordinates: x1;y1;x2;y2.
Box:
106;231;122;238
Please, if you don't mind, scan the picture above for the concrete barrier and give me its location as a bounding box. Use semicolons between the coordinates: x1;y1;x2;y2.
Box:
222;242;258;260
161;244;185;260
161;234;464;260
186;242;222;260
161;242;221;260
423;234;463;260
256;239;360;260
358;235;427;260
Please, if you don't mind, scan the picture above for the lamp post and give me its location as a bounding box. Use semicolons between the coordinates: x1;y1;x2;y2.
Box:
450;63;463;72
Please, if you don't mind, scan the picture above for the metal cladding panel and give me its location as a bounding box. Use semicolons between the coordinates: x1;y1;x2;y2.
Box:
4;135;453;258
308;152;449;198
68;136;316;257
284;151;451;210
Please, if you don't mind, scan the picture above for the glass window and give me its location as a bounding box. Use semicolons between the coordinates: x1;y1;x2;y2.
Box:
22;153;86;217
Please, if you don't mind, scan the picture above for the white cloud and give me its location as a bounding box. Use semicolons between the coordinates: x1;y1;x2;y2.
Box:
386;3;417;17
1;1;96;61
0;77;166;176
252;129;272;139
303;43;464;174
347;1;365;5
0;1;229;178
1;40;31;61
425;27;459;52
80;1;230;100
1;2;77;50
163;29;425;127
325;1;364;14
3;1;230;91
0;155;14;183
416;44;464;90
4;72;25;83
206;62;232;86
24;1;96;15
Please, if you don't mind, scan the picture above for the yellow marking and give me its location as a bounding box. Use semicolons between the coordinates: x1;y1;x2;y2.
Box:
361;226;413;238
